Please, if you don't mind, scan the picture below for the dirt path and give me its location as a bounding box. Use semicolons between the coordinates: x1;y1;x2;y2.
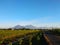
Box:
45;32;60;45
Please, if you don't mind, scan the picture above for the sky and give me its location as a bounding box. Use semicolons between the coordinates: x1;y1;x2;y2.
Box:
0;0;60;28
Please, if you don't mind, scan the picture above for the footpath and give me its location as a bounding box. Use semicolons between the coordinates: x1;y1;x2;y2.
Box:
44;32;60;45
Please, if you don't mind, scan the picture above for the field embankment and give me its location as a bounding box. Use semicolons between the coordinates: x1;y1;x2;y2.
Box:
44;30;60;45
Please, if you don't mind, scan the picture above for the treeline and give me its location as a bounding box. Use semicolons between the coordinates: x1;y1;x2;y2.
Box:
48;29;60;35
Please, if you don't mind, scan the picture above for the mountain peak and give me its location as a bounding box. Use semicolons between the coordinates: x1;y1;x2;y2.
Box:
12;25;24;29
12;25;37;29
25;25;37;29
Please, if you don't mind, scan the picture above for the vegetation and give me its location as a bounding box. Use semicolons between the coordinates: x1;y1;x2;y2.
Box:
52;29;60;35
47;29;60;35
0;30;43;45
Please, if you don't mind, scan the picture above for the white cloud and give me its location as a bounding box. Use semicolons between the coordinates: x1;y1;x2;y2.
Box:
0;16;60;28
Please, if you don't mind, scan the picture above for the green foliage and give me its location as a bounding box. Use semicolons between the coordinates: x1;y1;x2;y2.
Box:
51;29;60;35
0;30;42;45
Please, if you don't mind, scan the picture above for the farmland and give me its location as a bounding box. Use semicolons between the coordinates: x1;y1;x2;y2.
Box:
0;30;39;40
0;29;60;45
0;30;46;45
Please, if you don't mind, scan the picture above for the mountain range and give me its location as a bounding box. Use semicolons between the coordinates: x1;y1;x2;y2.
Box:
12;25;55;29
12;25;38;29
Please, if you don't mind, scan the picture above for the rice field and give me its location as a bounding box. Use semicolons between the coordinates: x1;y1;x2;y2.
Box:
0;30;43;45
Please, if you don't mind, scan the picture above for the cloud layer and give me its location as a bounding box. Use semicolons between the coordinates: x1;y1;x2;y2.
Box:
0;16;60;28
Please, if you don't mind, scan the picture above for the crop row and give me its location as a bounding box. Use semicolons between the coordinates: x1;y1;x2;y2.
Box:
0;31;42;45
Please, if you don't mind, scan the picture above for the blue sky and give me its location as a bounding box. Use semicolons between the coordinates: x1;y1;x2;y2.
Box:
0;0;60;28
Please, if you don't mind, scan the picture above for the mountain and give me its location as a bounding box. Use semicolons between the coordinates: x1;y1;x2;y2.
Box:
12;25;38;29
25;25;37;29
11;25;54;29
12;25;24;29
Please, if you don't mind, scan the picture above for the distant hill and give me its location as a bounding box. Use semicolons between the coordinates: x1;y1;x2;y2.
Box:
12;25;24;29
12;25;38;29
12;25;54;29
24;25;37;29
